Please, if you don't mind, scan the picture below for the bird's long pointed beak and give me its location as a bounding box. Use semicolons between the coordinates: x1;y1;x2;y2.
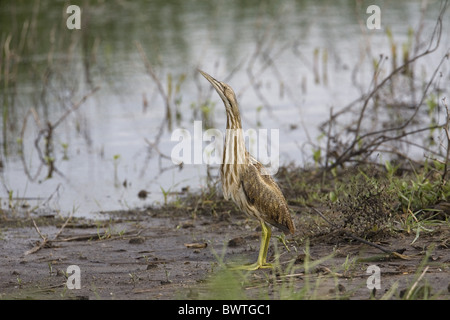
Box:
198;69;215;84
198;69;225;97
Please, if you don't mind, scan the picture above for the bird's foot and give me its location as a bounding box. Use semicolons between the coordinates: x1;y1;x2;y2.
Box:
228;261;272;271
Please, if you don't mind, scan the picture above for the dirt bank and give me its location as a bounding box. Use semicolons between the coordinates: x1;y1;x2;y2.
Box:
0;203;449;300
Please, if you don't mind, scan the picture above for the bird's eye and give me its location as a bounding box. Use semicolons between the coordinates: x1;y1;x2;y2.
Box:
223;85;232;97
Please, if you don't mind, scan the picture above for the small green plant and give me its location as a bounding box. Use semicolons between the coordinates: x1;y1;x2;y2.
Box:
113;154;121;187
48;262;54;276
162;263;172;284
312;148;321;168
95;222;112;240
388;160;449;214
341;254;357;276
129;272;140;287
160;186;170;206
8;190;13;209
256;105;263;127
61;142;69;160
200;101;216;130
16;276;23;288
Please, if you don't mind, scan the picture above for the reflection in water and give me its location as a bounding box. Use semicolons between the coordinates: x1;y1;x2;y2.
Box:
0;0;449;217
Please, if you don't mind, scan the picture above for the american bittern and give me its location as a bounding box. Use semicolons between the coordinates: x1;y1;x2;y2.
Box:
199;70;295;270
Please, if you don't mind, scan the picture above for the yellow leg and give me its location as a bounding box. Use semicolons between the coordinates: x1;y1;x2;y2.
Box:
231;221;272;270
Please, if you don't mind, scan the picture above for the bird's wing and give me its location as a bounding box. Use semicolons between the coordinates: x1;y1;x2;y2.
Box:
241;162;295;234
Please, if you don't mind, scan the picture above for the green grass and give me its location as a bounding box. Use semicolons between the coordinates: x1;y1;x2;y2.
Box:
197;242;339;300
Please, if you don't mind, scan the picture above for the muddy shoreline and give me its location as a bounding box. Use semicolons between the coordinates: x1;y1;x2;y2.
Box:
1;205;449;300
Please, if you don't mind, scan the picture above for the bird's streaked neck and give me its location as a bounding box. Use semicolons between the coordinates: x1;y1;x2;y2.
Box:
224;122;246;166
226;108;242;129
224;100;245;167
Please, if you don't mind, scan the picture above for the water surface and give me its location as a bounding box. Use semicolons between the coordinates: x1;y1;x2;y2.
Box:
0;0;449;217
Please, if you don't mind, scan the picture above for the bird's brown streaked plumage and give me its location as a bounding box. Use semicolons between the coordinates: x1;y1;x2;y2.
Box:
199;69;295;270
241;158;295;234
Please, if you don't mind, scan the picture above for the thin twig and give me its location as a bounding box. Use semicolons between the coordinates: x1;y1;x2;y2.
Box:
135;41;172;130
24;219;49;255
405;265;429;300
24;211;73;256
441;98;450;182
22;87;100;181
52;86;100;129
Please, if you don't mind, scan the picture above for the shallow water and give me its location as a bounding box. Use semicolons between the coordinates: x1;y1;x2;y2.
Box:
0;0;449;217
